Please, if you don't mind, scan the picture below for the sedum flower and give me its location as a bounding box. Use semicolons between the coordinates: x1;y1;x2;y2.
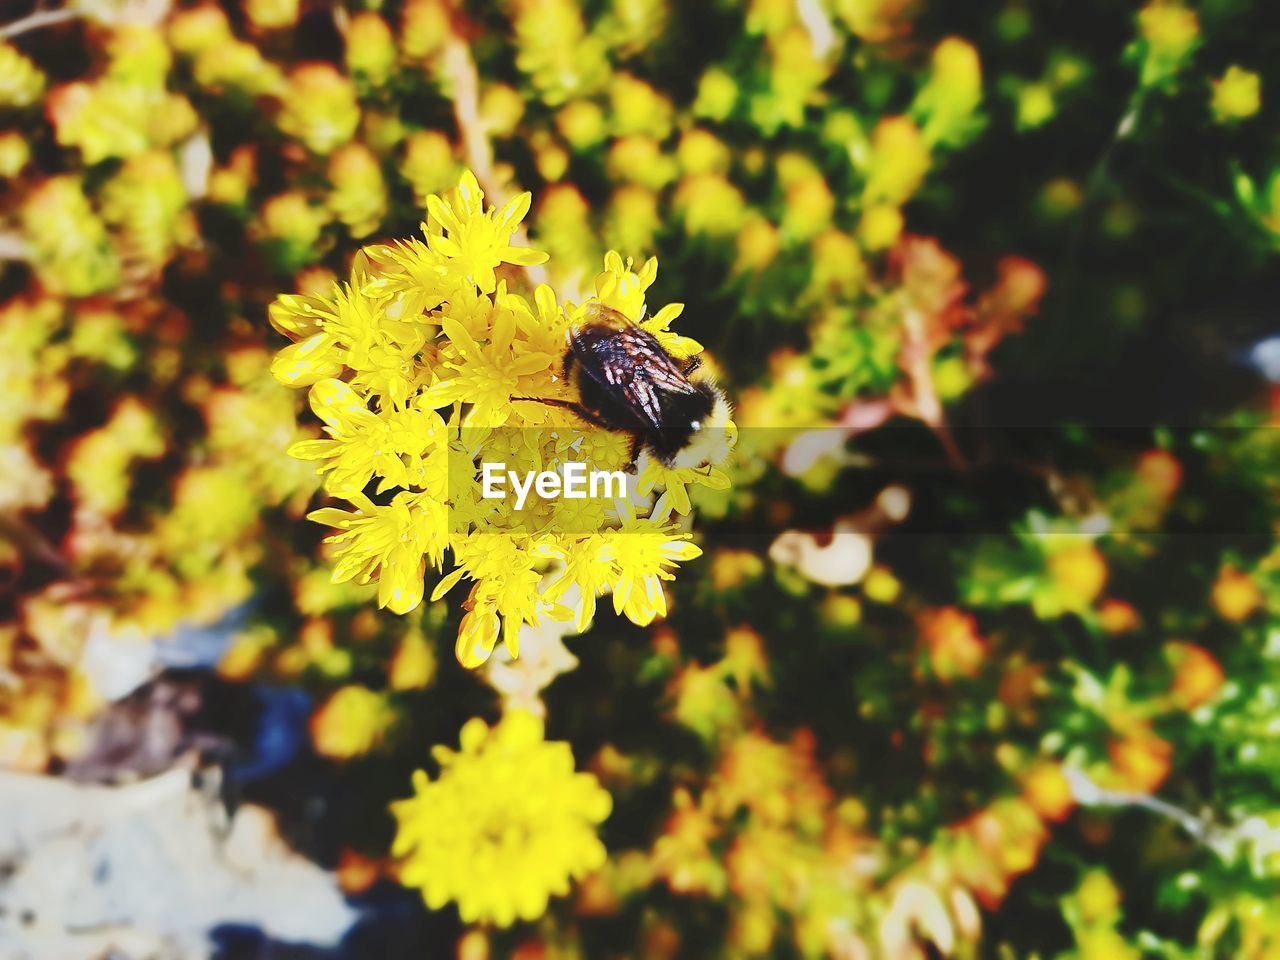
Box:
288;378;446;497
674;174;748;238
913;37;984;146
390;711;611;926
0;131;30;178
479;83;526;138
601;498;702;627
609;74;675;140
346;12;398;85
693;67;738;122
46;80;198;164
327;142;389;238
99;151;195;272
511;0;609;105
607;135;678;190
277;64;361;154
556;99;607;152
604;184;661;258
310;491;448;614
1134;1;1199;88
423;170;549;293
255;191;330;271
20;176;121;297
104;26;172;88
310;684;392;758
400;130;459;206
0;41;45;108
246;0;299;29
400;0;451;60
1211;65;1261;123
861;115;931;207
271;172;732;664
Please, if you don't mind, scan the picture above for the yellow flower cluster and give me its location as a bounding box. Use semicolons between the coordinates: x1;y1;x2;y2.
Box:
391;710;611;926
271;171;733;667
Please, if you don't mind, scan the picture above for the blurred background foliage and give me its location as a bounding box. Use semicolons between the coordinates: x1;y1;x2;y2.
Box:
2;0;1280;957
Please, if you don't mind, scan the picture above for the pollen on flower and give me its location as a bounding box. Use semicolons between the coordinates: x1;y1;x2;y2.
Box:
269;170;736;665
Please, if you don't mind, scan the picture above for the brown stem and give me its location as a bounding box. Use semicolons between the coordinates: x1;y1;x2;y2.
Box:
0;5;77;39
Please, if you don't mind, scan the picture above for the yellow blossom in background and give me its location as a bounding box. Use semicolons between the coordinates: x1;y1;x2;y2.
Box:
47;79;198;165
104;26;172;88
1135;2;1200;88
310;684;392;759
694;67;738;122
400;130;459;205
0;130;29;178
0;41;45;108
346;12;398;85
557;99;607;151
914;37;983;146
277;64;360;155
1211;65;1261;122
480;83;526;138
246;0;300;30
327;143;389;239
862;115;930;210
100;151;195;271
511;0;609;106
20;176;121;297
255;191;330;269
1212;564;1261;622
391;711;611;926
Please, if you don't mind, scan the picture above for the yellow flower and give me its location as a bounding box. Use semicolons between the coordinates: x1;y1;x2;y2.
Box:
862;115;930;206
346;12;397;84
20;176;121;297
0;41;45;108
480;83;526;137
1211;65;1261;122
47;80;198;164
610;73;674;139
255;191;330;270
327;142;389;238
288;378;446;497
425;170;549;293
99;151;194;271
277;64;361;154
556;99;607;151
309;492;447;614
511;0;609;105
694;67;738;121
674;174;748;238
602;498;703;627
607;135;678;190
1136;2;1199;87
246;0;299;29
272;172;730;665
310;685;391;759
400;130;459;206
390;711;611;926
914;36;983;146
0;130;29;178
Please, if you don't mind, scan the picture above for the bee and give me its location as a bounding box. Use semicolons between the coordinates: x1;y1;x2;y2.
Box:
518;303;733;470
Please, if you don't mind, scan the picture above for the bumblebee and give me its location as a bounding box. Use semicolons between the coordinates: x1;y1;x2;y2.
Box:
520;304;733;470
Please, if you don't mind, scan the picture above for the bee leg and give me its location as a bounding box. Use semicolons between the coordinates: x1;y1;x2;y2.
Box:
624;435;644;474
682;355;702;376
511;396;612;429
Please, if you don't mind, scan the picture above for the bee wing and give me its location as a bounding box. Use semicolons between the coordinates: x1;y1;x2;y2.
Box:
571;306;698;433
